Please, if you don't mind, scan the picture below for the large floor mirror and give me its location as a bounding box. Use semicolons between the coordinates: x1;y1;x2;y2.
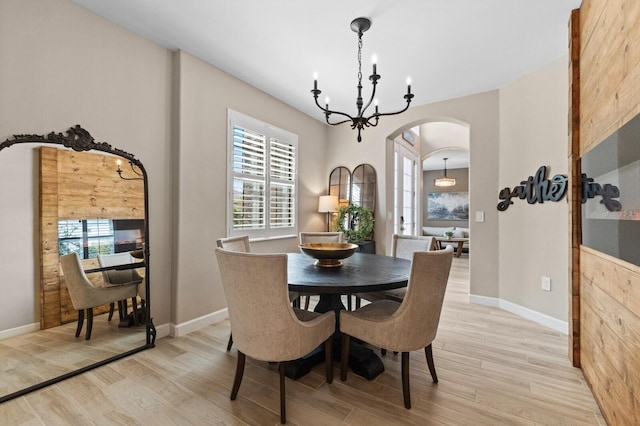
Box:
0;125;155;403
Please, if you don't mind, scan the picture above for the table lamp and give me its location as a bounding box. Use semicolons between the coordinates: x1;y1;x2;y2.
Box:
318;195;339;231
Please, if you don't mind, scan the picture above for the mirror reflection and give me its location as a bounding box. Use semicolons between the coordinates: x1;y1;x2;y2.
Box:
0;126;153;403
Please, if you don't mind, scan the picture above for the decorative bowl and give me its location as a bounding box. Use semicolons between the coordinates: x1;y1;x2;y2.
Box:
299;242;359;267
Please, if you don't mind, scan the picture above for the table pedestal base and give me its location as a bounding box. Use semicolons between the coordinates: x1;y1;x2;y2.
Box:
284;293;385;381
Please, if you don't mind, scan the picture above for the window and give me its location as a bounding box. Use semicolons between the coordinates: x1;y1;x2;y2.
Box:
228;110;297;239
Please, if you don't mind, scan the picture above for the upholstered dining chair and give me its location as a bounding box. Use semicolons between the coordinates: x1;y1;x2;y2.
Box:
98;252;145;325
215;248;335;424
339;246;454;409
298;231;345;309
216;235;303;351
355;234;437;307
60;252;139;340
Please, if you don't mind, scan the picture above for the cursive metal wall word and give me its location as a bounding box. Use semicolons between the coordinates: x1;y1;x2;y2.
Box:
581;173;621;211
497;166;568;211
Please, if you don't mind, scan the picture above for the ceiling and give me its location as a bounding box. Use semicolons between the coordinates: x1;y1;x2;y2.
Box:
72;0;581;125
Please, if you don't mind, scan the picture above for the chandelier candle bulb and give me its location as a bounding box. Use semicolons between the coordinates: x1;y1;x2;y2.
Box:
117;159;122;172
313;72;318;90
372;55;377;74
407;77;412;94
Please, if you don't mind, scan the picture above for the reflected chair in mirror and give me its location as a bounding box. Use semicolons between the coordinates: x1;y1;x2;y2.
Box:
97;252;145;326
339;246;454;409
216;235;303;352
355;234;437;308
60;252;140;340
215;249;335;424
298;231;345;310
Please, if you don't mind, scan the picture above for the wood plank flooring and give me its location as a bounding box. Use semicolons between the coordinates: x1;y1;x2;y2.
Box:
0;256;606;425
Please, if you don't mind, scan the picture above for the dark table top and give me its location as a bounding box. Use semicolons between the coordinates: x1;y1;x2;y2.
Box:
287;252;410;294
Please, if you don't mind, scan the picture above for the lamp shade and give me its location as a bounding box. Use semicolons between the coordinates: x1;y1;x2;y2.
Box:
318;195;339;213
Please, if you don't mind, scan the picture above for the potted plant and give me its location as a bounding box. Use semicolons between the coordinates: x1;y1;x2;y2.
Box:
444;230;454;240
334;204;374;243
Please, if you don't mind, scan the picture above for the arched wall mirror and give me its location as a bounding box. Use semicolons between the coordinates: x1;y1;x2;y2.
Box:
328;164;376;212
328;166;351;208
351;164;376;212
0;125;155;403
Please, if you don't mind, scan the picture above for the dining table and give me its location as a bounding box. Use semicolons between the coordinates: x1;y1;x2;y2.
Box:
286;252;411;380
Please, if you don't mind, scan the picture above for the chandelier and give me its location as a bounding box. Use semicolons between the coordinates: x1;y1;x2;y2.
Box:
311;17;414;142
434;158;456;187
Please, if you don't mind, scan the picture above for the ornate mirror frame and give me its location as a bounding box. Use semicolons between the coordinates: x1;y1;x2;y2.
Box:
0;125;156;403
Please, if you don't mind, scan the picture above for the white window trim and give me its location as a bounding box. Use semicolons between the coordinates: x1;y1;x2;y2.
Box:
227;109;298;240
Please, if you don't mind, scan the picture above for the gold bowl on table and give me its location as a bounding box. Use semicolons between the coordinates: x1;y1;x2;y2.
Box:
299;242;359;267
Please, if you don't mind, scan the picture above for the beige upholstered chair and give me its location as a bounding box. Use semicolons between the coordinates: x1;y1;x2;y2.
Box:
339;246;454;409
356;234;437;306
215;248;335;424
298;231;345;309
60;252;139;340
299;231;345;244
216;235;302;351
98;252;145;325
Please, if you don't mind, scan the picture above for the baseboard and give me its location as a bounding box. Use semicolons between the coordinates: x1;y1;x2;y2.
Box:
0;322;41;340
170;308;229;337
469;294;568;335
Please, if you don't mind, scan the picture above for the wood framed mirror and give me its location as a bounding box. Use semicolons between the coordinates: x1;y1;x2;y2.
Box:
0;125;155;403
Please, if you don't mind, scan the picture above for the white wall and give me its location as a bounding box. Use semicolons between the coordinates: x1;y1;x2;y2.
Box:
498;56;569;323
172;50;327;325
325;91;501;299
0;0;328;335
0;0;173;328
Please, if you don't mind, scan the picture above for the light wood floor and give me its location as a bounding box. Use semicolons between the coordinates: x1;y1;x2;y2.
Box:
0;256;605;425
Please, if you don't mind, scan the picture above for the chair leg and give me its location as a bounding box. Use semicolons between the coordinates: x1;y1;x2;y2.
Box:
108;303;115;321
304;295;310;311
85;307;94;340
325;338;333;384
355;296;362;309
131;297;139;326
340;334;350;381
75;309;84;337
347;295;352;311
279;362;287;424
230;351;246;400
402;352;411;409
425;343;438;383
226;333;234;351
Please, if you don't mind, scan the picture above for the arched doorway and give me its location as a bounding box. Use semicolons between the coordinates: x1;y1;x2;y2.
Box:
387;120;470;248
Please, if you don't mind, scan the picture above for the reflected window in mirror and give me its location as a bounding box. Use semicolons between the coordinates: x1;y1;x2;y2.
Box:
58;218;144;259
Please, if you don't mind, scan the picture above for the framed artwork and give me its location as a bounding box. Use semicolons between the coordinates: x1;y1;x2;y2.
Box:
427;192;469;220
402;130;416;145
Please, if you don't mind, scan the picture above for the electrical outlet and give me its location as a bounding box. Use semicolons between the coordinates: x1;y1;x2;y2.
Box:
475;211;485;222
541;276;551;291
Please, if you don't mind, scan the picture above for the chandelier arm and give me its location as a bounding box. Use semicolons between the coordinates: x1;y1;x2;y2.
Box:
328;117;354;126
313;95;356;122
369;96;414;119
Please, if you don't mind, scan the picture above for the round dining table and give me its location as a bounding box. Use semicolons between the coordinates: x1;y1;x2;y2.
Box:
286;252;411;380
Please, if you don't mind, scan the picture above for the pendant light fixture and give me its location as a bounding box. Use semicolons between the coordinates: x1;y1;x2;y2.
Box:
434;158;456;187
311;17;414;142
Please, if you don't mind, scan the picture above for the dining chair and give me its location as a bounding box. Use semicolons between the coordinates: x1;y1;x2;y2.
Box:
60;252;140;340
339;246;454;409
299;231;345;309
97;252;145;325
355;234;437;307
215;248;335;424
216;235;303;352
